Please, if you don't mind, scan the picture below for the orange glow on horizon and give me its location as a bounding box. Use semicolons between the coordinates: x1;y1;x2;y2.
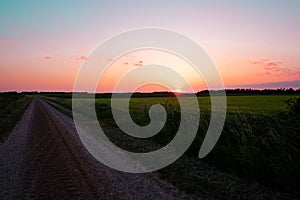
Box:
1;45;299;92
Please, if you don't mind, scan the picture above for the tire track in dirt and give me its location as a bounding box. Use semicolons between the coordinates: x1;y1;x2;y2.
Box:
0;96;191;199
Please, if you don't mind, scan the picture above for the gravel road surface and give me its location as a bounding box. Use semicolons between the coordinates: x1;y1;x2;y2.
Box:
0;97;191;199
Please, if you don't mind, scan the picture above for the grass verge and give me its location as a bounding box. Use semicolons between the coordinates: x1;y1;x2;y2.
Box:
0;93;32;142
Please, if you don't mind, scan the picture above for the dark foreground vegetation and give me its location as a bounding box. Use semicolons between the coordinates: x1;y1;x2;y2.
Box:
108;97;300;196
0;92;32;142
205;98;299;194
43;90;300;198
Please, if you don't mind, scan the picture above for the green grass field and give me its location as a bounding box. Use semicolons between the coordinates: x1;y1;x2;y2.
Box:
47;95;299;114
0;93;32;142
44;94;300;195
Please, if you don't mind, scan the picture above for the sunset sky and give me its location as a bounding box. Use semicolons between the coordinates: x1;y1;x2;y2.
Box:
1;0;299;92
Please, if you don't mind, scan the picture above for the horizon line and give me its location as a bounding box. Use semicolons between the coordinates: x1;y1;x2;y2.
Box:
1;87;300;94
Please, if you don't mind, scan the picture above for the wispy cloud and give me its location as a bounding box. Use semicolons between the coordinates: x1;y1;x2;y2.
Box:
123;60;144;67
44;56;53;60
134;61;143;67
68;56;87;61
41;55;87;61
229;80;300;89
251;59;300;79
250;59;281;67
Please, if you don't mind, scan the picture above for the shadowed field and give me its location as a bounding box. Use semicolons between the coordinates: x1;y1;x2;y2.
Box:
44;94;300;198
0;93;32;142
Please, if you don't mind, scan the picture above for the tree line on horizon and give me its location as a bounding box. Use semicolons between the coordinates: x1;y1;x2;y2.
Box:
1;88;300;97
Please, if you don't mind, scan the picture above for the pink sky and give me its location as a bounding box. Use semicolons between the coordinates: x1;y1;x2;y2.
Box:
1;1;299;92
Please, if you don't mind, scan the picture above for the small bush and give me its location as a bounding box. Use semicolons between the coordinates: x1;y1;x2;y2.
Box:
285;97;300;117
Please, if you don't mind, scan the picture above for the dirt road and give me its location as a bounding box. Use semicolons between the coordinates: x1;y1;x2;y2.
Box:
0;97;190;199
